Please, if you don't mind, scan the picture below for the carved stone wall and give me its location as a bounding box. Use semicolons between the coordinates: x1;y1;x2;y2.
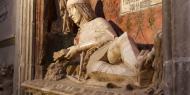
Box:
163;0;190;94
0;0;16;95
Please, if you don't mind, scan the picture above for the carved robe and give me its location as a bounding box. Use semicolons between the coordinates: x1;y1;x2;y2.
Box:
75;17;140;83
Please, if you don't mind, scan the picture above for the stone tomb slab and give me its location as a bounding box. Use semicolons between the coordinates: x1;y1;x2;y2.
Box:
22;79;148;95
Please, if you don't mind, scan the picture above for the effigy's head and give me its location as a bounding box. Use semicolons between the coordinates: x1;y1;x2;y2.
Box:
67;0;96;24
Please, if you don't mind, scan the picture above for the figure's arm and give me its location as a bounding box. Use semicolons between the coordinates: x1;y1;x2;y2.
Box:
77;29;116;51
65;29;116;59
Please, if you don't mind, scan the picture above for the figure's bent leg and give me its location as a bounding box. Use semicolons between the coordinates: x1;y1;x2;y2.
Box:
118;32;139;71
107;32;139;72
87;61;138;83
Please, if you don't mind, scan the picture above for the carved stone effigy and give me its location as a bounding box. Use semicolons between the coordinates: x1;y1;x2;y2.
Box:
50;0;162;88
22;0;163;94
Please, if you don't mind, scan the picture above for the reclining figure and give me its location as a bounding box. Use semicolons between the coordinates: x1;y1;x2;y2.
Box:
53;0;156;87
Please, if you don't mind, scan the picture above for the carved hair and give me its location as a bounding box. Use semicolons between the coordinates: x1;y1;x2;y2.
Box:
72;3;96;21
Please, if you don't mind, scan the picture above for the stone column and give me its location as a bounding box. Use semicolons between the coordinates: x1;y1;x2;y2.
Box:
163;0;190;95
14;0;34;94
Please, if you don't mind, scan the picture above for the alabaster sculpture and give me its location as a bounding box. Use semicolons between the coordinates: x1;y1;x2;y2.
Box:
52;0;156;87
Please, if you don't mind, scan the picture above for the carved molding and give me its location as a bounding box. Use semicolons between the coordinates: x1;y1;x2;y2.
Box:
14;0;34;94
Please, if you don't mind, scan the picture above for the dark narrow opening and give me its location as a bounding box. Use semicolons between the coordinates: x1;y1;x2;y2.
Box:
41;0;77;78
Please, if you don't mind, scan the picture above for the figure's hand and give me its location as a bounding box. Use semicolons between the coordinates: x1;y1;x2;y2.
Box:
65;46;79;59
53;49;69;61
53;50;63;61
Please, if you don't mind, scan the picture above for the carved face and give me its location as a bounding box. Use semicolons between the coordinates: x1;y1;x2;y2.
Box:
68;6;82;24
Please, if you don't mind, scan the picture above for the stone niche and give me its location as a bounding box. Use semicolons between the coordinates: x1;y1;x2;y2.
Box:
38;0;162;78
37;0;77;77
22;0;163;95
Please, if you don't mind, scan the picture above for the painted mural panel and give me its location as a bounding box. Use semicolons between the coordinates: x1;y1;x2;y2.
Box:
120;0;162;14
90;0;162;44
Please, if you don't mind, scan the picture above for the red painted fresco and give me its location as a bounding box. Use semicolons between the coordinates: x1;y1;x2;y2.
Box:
89;0;162;44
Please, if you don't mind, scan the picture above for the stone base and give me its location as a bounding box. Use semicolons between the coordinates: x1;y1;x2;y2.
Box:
22;79;149;95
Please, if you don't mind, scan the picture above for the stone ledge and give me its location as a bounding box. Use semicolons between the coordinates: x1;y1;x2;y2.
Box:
22;79;147;95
